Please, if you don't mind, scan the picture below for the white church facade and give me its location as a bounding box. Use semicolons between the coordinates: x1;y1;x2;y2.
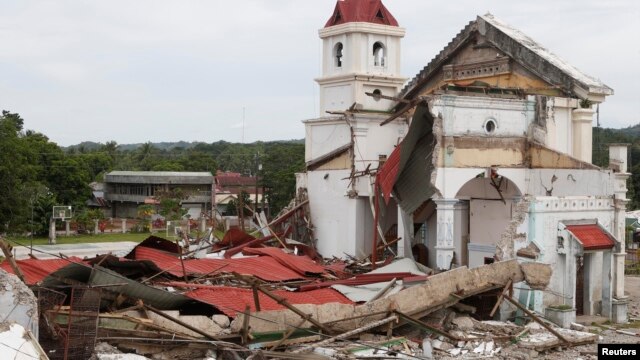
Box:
297;0;629;322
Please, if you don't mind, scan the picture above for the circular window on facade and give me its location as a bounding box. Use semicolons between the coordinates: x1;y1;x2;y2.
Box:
372;89;382;101
484;119;497;134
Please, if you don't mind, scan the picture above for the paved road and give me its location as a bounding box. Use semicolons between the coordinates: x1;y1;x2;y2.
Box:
11;241;138;260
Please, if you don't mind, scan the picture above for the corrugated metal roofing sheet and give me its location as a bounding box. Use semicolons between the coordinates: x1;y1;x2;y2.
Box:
132;246;304;282
89;266;192;310
241;247;325;276
566;224;616;250
0;257;84;285
185;287;352;317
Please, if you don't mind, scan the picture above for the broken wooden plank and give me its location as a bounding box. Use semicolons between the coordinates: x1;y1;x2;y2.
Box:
242;305;251;345
502;294;570;344
0;239;26;283
233;273;334;335
292;315;399;354
380;99;421;126
365;91;411;104
144;304;225;342
394;310;462;341
366;278;397;304
252;285;261;312
268;317;308;351
489;279;512;318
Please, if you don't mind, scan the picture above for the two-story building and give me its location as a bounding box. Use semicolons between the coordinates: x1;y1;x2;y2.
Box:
104;171;213;219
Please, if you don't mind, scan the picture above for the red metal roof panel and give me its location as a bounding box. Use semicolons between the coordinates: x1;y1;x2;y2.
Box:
325;0;399;28
241;247;325;275
376;143;401;204
566;224;616;250
131;246;304;281
185;287;353;317
0;257;84;285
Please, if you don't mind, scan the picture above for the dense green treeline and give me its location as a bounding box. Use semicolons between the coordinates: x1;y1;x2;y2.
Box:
592;124;640;209
0;110;305;235
2;108;638;236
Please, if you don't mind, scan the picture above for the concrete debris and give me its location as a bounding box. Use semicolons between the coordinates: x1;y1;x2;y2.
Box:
451;315;475;331
211;314;230;328
0;233;571;359
0;323;45;360
520;262;553;290
0;269;38;337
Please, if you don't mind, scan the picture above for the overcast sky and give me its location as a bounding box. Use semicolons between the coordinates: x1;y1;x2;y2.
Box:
0;0;638;146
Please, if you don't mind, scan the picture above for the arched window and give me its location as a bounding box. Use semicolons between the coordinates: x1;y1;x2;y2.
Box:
373;42;385;66
334;42;343;68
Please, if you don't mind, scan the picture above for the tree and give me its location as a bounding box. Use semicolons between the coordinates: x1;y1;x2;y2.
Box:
74;208;105;234
0;111;35;233
261;142;305;214
155;188;188;220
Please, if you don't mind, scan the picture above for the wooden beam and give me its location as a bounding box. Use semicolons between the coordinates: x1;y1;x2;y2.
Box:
268;317;308;351
0;239;26;283
241;305;251;345
292;315;398;354
144;304;225;342
394;311;462;341
380;99;420;126
502;294;570;344
233;273;333;335
489;280;512;318
252;285;261;312
364;92;411;104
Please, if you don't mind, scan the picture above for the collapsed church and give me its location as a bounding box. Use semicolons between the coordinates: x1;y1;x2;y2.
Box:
298;0;629;322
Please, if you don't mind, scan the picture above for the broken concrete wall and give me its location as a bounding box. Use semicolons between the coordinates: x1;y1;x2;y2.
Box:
231;260;539;334
0;269;38;338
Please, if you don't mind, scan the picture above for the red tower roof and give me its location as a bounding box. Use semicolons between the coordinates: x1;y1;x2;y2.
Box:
325;0;399;28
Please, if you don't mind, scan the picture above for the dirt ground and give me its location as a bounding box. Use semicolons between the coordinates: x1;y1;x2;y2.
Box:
435;276;640;359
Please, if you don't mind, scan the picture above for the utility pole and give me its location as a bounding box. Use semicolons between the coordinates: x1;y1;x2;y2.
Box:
242;107;246;144
239;188;245;231
254;152;260;214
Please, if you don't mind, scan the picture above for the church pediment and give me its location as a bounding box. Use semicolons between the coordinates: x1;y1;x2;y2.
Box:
399;14;612;103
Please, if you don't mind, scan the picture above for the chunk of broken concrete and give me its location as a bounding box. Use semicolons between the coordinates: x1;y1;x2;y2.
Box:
520;262;552;290
451;315;474;331
212;314;230;328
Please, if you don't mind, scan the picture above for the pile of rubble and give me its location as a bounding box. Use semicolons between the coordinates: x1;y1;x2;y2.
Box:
0;233;600;359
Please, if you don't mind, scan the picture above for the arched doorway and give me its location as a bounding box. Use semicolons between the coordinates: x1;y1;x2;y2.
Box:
455;173;522;268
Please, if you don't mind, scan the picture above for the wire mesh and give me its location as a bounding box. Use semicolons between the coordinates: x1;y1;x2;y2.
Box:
37;287;67;360
63;287;101;360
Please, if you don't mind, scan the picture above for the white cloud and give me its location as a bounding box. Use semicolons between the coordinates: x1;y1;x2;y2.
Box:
0;0;638;145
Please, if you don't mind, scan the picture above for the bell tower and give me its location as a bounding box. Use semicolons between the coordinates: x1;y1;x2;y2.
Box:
317;0;407;115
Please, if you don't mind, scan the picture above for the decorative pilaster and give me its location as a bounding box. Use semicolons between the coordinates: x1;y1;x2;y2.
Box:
571;108;594;163
435;199;458;270
609;144;630;322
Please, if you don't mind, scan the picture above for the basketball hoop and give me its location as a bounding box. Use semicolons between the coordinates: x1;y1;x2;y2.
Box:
52;206;73;221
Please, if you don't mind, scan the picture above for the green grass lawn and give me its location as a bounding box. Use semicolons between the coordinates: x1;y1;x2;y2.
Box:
5;232;151;247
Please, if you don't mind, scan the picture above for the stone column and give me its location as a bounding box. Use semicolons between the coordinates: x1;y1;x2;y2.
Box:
434;199;457;270
94;219;99;234
65;220;71;236
571;107;594;163
200;216;206;233
121;218;127;233
610;144;630;299
49;218;56;245
609;144;630;322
